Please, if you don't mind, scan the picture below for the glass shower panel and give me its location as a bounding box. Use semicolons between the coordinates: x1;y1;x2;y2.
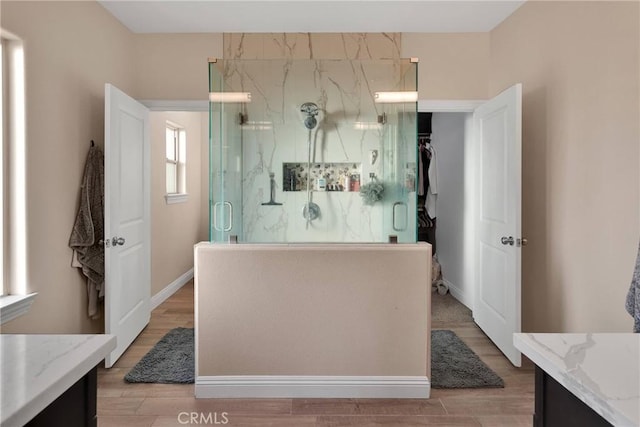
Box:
209;58;417;243
380;59;418;243
380;104;417;242
209;60;244;242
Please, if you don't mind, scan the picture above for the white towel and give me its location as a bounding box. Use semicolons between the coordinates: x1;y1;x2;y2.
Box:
625;241;640;333
425;143;438;218
418;149;425;196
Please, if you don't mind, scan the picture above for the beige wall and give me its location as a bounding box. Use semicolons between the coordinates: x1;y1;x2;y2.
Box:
196;243;431;377
135;33;223;244
490;1;640;332
0;3;219;334
135;34;223;100
401;33;490;100
1;1;135;333
150;112;206;296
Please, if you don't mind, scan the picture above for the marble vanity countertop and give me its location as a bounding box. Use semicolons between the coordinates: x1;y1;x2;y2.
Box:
1;334;116;427
514;333;639;427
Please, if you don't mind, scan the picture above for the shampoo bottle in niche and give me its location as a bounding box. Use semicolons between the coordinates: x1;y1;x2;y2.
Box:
351;174;360;191
343;174;351;192
316;177;326;191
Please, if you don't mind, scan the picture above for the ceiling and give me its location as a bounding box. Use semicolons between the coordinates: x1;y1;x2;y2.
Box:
98;1;526;34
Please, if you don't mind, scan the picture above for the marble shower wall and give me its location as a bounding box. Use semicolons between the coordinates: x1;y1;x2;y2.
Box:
224;33;401;60
215;33;414;242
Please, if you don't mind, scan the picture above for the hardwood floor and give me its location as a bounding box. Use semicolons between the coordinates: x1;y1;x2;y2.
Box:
97;281;534;426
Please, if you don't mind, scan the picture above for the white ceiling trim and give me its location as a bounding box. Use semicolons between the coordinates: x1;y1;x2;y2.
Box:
98;1;526;34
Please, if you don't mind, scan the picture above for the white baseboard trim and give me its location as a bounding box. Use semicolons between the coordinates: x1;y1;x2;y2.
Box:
151;268;194;311
444;279;473;311
195;375;430;399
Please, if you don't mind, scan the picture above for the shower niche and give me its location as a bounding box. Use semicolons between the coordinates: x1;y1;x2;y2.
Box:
209;58;418;243
282;163;361;192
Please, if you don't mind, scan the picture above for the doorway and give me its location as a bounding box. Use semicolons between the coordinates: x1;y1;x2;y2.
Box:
419;85;523;367
418;101;482;312
147;109;208;311
420;111;476;328
104;93;208;367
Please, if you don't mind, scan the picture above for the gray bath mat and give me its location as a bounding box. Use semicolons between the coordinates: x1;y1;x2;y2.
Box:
124;327;194;384
124;328;503;388
431;329;504;388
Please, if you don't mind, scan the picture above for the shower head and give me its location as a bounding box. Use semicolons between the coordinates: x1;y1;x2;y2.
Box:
300;102;319;129
304;115;317;130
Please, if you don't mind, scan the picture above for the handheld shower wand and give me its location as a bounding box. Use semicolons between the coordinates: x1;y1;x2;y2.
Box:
300;102;320;227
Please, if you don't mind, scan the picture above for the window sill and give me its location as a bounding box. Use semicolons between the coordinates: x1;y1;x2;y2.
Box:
0;293;37;325
165;193;189;204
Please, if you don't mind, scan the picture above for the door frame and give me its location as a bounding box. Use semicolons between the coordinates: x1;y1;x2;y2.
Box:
141;99;208;309
139;100;208;112
105;98;207;366
418;100;484;113
418;99;483;310
419;97;523;366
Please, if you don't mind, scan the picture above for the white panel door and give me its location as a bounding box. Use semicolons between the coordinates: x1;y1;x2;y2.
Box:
104;84;151;368
473;84;522;367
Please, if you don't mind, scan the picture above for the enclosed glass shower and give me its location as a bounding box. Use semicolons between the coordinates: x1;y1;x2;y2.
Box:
209;58;418;243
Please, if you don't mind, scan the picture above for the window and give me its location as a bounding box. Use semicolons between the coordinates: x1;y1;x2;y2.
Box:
164;122;187;204
0;31;36;324
1;38;5;297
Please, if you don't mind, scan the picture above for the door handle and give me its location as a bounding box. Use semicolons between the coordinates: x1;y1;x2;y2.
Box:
112;237;125;246
501;236;514;246
213;202;233;232
392;202;408;232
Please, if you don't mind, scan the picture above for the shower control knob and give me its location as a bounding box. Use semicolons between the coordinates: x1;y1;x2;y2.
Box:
112;237;126;246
